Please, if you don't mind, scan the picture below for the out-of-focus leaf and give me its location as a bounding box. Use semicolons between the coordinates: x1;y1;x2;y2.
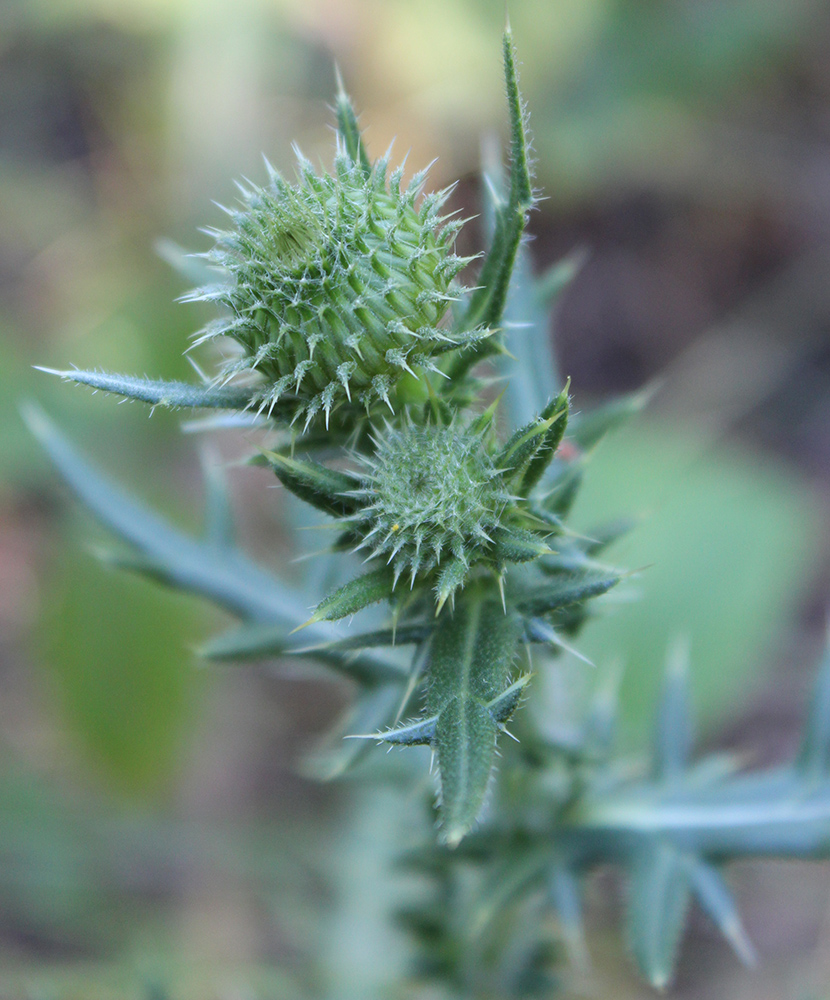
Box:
687;857;756;967
625;838;690;990
653;637;693;781
38;549;202;793
797;634;830;780
571;419;822;748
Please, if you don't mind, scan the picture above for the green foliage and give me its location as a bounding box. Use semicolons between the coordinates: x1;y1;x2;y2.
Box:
28;25;830;997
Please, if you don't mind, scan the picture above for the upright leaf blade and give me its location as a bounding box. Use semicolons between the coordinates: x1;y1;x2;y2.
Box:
435;697;497;848
334;68;372;178
457;28;534;339
427;595;522;845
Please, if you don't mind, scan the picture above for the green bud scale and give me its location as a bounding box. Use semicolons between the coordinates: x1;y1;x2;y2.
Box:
186;146;481;428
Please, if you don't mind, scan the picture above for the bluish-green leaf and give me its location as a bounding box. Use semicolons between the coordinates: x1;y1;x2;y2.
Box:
514;568;620;618
427;596;522;845
334;68;372;178
654;636;694;781
457;28;534;339
547;862;589;970
797;633;830;780
37;368;257;411
312;568;395;623
435;697;497;847
626;838;691;990
255;450;361;519
687;858;756;967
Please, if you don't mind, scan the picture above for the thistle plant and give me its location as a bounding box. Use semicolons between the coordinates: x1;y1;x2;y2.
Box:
28;28;830;995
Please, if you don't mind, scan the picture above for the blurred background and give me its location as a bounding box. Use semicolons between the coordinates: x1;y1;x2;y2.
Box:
3;0;830;996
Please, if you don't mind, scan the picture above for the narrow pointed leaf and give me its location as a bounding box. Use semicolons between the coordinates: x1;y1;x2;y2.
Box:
334;71;372;177
436;697;497;847
654;636;694;781
201;451;234;547
312;568;394;623
358;714;437;747
492;525;550;564
687;858;756;967
495;413;557;483
427;596;522;845
626;838;691;990
514;569;620;618
457;29;534;338
488;674;531;724
520;385;570;493
198;621;406;685
37;369;257;411
548;862;589;971
255;450;361;518
22;403;302;623
291;623;432;654
797;634;830;779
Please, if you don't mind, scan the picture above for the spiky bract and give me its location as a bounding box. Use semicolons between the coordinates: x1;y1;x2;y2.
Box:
187;151;480;428
350;423;511;600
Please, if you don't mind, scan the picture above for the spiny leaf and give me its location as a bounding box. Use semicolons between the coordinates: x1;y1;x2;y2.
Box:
436;697;497;848
687;858;756;967
626;838;691;990
514;569;620;618
519;383;570;494
491;525;551;564
356;714;437;747
310;567;395;623
362;675;529;751
456;27;534;339
36;368;258;411
254;450;361;518
494;411;559;484
334;67;372;178
489;675;531;724
427;596;522;846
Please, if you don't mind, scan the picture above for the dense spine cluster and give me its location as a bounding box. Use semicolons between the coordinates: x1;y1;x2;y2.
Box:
185;150;480;428
350;424;509;595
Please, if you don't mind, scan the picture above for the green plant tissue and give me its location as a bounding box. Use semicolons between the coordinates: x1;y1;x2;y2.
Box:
571;417;822;749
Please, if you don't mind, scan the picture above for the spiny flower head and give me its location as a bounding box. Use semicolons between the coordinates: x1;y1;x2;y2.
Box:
185;138;481;429
352;423;511;598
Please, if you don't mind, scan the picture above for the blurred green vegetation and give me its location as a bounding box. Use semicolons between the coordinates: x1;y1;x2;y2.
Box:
572;417;822;749
2;0;829;995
